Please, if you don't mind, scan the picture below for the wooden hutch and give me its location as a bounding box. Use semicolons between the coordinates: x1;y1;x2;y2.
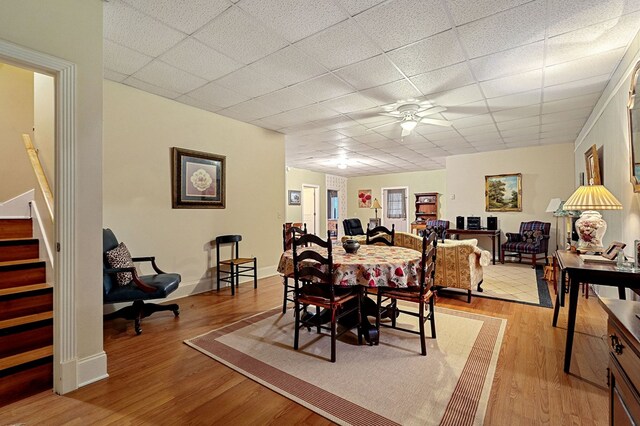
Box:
410;192;439;234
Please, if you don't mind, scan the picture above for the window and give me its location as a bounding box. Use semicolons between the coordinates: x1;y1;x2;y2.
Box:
386;189;406;219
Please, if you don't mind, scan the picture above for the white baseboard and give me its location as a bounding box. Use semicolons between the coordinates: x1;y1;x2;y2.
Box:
77;351;109;388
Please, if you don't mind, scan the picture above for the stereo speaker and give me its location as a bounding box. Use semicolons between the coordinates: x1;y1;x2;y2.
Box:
456;216;464;229
487;216;498;230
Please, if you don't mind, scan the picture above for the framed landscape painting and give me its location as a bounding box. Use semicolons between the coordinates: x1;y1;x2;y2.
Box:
485;173;522;212
172;147;225;209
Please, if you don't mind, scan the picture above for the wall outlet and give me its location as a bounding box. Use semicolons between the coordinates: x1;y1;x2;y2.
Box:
450;194;455;200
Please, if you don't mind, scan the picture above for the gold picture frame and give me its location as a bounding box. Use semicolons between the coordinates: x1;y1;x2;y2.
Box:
584;144;601;185
171;147;225;209
485;173;522;212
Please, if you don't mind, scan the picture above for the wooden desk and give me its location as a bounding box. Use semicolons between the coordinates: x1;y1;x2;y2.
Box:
445;229;501;265
552;250;640;373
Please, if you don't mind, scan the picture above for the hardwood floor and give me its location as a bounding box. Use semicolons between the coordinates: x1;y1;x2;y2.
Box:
0;276;609;425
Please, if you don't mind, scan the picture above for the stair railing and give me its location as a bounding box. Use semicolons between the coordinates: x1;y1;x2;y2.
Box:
22;134;53;221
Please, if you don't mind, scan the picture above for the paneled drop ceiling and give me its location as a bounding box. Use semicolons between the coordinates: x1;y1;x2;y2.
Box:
104;0;640;176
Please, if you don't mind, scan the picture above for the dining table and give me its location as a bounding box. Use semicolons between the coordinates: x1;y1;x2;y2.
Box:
277;244;423;343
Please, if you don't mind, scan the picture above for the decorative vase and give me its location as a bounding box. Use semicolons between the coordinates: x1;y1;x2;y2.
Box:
575;210;606;252
342;239;360;254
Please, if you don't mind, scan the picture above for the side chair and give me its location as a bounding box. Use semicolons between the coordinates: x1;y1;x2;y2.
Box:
282;223;307;313
376;232;437;355
215;235;257;296
366;223;395;246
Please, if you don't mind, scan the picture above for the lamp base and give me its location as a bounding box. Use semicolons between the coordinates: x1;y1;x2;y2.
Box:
575;210;607;253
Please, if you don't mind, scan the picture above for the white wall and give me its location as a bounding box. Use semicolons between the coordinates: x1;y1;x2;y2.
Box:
104;81;285;296
33;72;55;187
446;143;575;252
0;0;104;390
285;167;327;236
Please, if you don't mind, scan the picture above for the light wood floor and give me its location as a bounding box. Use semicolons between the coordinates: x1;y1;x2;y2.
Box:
0;275;609;425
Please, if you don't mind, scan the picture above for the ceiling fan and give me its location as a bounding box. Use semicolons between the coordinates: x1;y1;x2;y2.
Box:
367;102;452;137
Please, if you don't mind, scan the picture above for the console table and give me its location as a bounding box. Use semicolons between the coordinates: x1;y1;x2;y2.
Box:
444;229;500;265
552;250;640;373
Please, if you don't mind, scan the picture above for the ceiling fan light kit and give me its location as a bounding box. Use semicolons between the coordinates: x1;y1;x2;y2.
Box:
366;100;451;136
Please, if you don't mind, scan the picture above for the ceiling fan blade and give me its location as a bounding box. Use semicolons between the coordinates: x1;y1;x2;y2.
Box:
367;120;401;131
401;127;412;137
419;117;452;127
416;106;446;117
379;112;402;117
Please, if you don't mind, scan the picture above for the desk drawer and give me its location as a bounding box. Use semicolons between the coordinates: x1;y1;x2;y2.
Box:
608;320;640;394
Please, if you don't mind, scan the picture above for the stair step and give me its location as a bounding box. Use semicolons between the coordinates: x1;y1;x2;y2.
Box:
0;311;53;330
0;288;53;321
0;319;53;359
0;359;52;408
0;238;39;262
0;283;52;297
0;345;52;371
0;259;46;289
0;219;32;239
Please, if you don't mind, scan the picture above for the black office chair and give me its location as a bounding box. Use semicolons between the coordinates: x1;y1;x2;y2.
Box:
216;235;257;296
343;218;365;236
366;224;395;246
103;228;180;335
282;223;307;313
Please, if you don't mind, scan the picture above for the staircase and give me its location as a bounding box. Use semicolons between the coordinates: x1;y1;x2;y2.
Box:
0;218;53;407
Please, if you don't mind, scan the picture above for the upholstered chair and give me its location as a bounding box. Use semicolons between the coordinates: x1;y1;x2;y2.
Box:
500;221;551;268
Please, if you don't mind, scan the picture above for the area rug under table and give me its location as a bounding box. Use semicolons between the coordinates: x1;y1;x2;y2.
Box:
185;306;506;426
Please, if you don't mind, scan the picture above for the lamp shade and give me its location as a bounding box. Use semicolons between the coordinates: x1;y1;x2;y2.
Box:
545;198;562;212
371;198;382;210
563;185;622;210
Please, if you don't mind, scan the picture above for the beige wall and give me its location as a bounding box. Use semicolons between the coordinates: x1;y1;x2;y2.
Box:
285;167;327;236
446;143;575;252
34;72;55;187
347;169;447;232
0;63;36;201
104;81;285;294
0;0;104;385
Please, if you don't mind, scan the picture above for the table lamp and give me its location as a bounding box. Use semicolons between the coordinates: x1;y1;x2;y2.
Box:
545;198;562;251
563;185;622;253
371;198;382;221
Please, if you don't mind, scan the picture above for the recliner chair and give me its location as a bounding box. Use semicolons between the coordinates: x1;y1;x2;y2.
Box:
103;228;180;335
343;218;365;236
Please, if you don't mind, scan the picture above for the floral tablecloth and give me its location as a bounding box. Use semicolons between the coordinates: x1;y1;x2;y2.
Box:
277;245;422;288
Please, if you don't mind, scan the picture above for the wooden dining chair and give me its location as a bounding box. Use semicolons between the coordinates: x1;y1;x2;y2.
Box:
281;223;307;313
375;232;437;356
292;231;362;362
366;224;395;246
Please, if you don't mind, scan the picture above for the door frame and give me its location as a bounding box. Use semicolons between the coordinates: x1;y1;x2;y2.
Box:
301;184;320;236
0;39;78;394
381;186;410;233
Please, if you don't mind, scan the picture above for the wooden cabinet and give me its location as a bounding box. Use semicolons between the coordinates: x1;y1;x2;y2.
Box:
600;298;640;426
412;192;438;225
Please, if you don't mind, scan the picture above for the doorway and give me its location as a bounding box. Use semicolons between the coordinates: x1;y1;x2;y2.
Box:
327;189;338;240
382;187;409;232
302;184;319;235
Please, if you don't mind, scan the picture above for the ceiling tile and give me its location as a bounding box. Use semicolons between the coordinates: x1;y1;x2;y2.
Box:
451;113;494;129
541;107;593;124
355;0;451;51
541;118;587;133
254;86;315;112
541;92;601;114
446;0;531;26
496;116;540;131
457;123;499;136
457;0;545;58
123;76;183;99
294;74;354;102
360;80;422;105
175;94;223;113
238;0;348;42
122;0;230;34
132;60;207;94
160;37;242;80
222;99;283;121
194;7;287;64
335;55;405;90
464;131;503;142
104;68;128;82
321;93;378;114
294;19;381;70
547;0;640;37
491;104;541;122
499;125;539;138
470;42;544;81
187;81;249;108
429;84;485;107
546;12;640;66
334;0;387;16
410;62;475;95
215;67;284;98
104;39;153;75
104;0;187;56
544;48;623;87
480;69;543;98
486;89;541;111
249;46;326;86
387;30;466;77
543;74;609;103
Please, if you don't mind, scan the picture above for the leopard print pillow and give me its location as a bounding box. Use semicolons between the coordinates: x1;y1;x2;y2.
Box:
105;242;135;286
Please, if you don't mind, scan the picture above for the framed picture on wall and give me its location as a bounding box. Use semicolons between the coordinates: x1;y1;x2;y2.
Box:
171;147;225;209
584;144;602;185
485;173;522;212
288;190;301;205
